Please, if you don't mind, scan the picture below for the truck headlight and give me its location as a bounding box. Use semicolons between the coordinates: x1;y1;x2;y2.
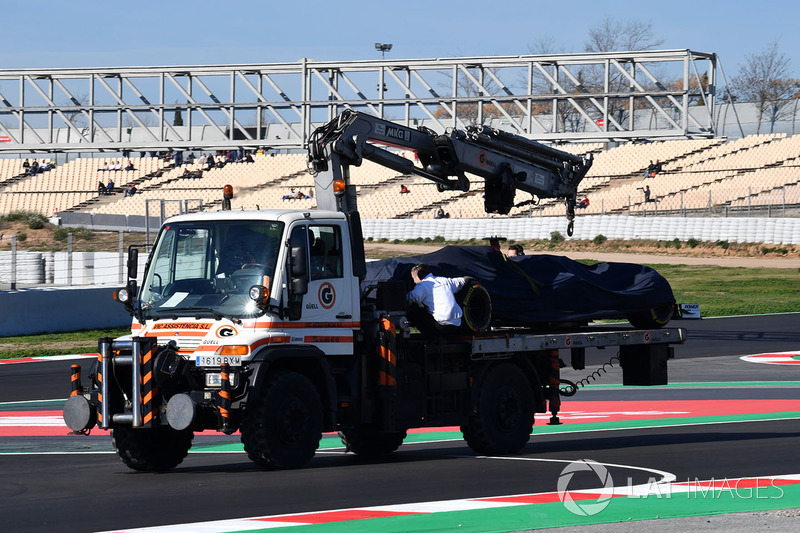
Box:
249;285;269;305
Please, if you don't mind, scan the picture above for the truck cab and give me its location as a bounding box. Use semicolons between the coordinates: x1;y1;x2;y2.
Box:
134;209;360;361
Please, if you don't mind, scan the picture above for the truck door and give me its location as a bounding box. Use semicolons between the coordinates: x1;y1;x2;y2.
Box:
289;223;356;355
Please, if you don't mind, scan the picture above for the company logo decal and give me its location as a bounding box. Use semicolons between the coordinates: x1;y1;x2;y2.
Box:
375;123;411;142
216;326;238;338
319;282;336;309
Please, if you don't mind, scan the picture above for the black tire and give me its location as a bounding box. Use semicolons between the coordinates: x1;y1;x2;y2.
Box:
111;426;193;472
338;427;407;456
240;371;322;470
626;303;674;329
461;362;534;455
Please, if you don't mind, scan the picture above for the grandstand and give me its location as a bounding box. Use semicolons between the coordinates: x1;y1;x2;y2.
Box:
3;134;800;222
1;51;797;229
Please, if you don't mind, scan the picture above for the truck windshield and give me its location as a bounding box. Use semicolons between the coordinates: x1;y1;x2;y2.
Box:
139;220;284;320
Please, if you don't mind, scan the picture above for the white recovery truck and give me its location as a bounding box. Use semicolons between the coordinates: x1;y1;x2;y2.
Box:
64;110;686;471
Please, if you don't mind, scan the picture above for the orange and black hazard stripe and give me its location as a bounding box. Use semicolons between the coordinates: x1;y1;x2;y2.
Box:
377;317;398;387
96;353;104;425
140;341;158;427
217;363;234;434
70;364;82;396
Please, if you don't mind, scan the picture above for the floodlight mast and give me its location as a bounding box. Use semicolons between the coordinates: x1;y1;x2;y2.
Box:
374;42;392;59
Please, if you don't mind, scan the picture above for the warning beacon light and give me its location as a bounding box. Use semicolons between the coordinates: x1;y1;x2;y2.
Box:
333;179;346;195
222;184;233;210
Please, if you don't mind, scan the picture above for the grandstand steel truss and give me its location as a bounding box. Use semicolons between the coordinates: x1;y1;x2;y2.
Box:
0;49;724;153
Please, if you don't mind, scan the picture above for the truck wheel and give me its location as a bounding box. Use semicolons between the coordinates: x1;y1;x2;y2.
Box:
626;303;673;329
241;371;322;470
111;426;193;472
461;362;534;455
338;427;407;456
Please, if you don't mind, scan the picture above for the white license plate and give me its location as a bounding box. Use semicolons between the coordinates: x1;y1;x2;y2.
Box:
195;355;242;367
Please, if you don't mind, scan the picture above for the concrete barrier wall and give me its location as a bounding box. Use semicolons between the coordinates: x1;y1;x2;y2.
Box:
0;287;132;336
57;212;162;232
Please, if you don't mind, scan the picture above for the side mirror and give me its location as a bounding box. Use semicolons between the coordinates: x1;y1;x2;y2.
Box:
290;245;308;295
127;247;139;279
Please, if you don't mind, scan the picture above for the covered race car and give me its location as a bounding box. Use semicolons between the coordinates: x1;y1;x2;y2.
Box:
363;246;675;330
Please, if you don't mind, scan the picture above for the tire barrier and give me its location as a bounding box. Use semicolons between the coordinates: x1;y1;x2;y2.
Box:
0;252;44;284
361;216;800;246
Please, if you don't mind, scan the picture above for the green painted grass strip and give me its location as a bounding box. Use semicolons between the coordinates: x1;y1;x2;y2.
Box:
0;399;65;408
531;411;800;434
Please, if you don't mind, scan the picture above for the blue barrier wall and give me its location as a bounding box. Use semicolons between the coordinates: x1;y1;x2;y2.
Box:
0;287;131;336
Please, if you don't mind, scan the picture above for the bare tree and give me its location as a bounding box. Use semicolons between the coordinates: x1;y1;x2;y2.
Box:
524;19;665;134
173;100;184;127
526;37;586;133
527;36;563;57
122;110;157;128
434;67;505;126
582;18;665;128
61;92;90;128
584;18;664;54
732;41;800;134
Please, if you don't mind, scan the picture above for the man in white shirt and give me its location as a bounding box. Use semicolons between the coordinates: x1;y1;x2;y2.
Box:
406;263;470;337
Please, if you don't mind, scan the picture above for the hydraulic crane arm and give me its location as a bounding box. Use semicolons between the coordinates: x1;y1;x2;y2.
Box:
308;110;592;234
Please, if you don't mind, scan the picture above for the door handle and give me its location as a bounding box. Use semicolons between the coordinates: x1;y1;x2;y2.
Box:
336;313;352;319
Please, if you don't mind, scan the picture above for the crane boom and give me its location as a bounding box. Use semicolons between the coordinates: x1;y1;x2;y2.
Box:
308;110;592;234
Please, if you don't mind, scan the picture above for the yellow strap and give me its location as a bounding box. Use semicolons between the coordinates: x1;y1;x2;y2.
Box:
502;253;544;296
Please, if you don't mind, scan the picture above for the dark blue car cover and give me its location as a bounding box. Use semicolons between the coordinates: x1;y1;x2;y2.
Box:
362;246;675;325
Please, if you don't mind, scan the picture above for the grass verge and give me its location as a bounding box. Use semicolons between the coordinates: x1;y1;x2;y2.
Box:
0;327;130;360
649;263;800;317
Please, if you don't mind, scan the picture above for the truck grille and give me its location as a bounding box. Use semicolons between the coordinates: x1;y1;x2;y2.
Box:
172;337;203;351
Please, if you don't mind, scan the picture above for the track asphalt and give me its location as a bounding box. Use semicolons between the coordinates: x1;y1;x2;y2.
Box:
1;314;799;532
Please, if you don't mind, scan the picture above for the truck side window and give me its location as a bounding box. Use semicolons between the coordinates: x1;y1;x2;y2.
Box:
309;225;342;280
